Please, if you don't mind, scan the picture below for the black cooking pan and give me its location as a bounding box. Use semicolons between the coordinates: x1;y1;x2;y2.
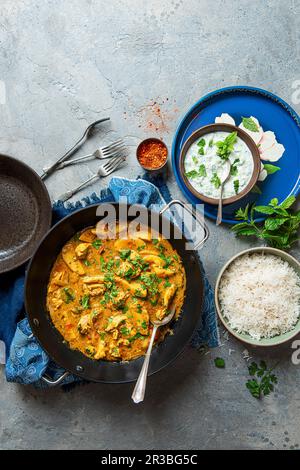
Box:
25;200;209;384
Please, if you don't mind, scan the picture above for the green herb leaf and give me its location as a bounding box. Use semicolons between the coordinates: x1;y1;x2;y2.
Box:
242;116;259;132
264;217;286;231
62;287;75;304
235;205;249;221
198;163;207;177
248;362;258;376
214;357;225;368
280;195;296;209
185;170;199;179
233;226;258;236
211;172;221;189
233;179;240;194
216;132;237;161
230;158;240;176
263;163;280;175
251;184;262;194
209;138;214;147
233;197;299;250
246;379;261;398
80;294;90;310
197;138;205;147
119;249;131;260
270;198;279;206
254;205;276;215
246;361;278;399
92;239;102;249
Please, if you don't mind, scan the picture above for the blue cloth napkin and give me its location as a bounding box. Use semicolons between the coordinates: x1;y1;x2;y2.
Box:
3;176;219;387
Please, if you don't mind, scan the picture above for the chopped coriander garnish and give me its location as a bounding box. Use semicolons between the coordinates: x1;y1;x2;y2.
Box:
92;239;102;249
80;294;90;310
209;138;214;147
83;259;91;266
129;332;145;342
100;256;106;270
158;253;173;268
192;156;198;164
62;287;75;304
120;327;130;336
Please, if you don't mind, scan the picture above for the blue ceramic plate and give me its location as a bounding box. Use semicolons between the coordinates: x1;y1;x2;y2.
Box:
172;86;300;224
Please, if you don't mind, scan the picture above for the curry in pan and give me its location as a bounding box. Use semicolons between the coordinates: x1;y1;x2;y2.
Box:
46;225;186;362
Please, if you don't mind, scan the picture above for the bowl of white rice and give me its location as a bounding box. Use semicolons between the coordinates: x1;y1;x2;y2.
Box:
215;247;300;346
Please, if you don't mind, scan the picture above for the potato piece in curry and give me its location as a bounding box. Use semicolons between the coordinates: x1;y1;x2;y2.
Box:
46;225;186;362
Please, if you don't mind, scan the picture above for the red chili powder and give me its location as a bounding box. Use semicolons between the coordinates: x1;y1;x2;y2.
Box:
137;139;168;169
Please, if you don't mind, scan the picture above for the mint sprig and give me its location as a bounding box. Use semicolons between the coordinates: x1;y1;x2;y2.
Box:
232;196;300;250
215;131;237;161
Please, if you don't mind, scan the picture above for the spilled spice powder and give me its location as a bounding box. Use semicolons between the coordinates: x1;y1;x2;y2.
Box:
137;98;178;135
137;139;168;169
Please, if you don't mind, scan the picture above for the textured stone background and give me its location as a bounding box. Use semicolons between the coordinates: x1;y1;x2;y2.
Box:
0;0;299;450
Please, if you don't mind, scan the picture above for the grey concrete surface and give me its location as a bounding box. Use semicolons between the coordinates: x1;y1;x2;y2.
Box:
0;0;299;450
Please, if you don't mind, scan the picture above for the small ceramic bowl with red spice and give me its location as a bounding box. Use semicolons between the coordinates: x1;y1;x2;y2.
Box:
136;138;168;175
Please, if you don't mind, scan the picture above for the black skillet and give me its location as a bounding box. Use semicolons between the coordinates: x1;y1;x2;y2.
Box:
0;154;52;274
25;201;208;384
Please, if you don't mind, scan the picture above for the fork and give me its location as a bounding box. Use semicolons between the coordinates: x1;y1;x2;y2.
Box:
54;139;126;170
58;156;126;202
40;118;110;180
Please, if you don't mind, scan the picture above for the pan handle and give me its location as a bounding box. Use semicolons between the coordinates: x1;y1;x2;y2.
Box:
159;199;209;250
41;371;70;386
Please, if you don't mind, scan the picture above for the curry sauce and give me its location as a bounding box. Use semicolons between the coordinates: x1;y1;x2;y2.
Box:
46;225;186;361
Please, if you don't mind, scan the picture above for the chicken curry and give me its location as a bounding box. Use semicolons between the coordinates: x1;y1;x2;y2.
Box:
46;225;186;362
